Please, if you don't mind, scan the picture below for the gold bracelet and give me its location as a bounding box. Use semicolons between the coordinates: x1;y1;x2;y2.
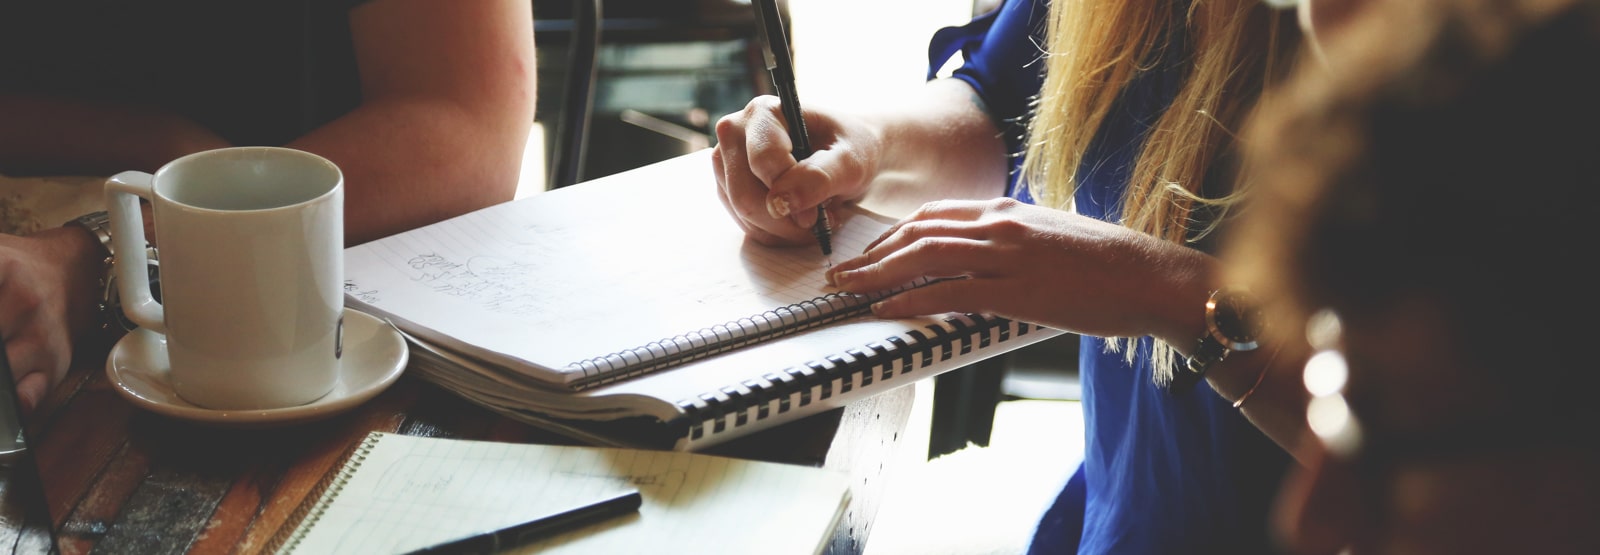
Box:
1231;345;1282;409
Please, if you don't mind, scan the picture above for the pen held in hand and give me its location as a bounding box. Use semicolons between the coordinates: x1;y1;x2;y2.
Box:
753;0;833;260
811;206;832;260
402;489;642;554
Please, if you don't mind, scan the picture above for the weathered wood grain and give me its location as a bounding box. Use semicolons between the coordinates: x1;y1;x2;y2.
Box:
18;333;918;555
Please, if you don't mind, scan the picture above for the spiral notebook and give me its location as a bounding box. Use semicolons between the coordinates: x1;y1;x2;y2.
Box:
344;150;1064;450
270;432;849;555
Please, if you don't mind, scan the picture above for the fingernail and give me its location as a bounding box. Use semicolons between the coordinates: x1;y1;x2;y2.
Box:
870;301;885;314
825;269;838;287
768;195;791;219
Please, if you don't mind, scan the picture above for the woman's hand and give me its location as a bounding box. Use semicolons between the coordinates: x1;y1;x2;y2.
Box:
711;95;884;247
825;198;1212;344
711;80;1013;247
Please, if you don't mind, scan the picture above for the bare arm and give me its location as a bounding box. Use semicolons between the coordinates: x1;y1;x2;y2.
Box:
826;202;1315;462
853;78;1010;216
1200;327;1315;463
1091;249;1315;463
2;0;538;246
293;0;537;246
1133;253;1315;463
0;95;230;176
0;226;107;414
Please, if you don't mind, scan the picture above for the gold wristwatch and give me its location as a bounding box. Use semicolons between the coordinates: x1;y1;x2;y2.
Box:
65;211;157;332
1171;287;1263;394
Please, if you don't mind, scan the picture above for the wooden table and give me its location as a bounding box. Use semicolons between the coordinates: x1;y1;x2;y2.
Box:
1;329;922;554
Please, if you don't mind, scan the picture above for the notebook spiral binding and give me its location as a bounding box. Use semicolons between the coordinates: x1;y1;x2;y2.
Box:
567;277;938;390
268;432;383;555
672;313;1036;440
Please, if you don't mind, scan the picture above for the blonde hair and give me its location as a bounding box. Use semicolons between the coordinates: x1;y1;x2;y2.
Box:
1020;0;1296;383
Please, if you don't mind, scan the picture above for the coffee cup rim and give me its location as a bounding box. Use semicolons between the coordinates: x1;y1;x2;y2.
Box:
152;146;342;214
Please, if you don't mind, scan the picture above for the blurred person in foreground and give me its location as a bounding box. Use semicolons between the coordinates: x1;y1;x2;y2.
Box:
1229;0;1600;553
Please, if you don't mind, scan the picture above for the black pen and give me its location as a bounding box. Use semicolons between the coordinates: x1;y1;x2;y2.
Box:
403;489;642;554
752;0;833;258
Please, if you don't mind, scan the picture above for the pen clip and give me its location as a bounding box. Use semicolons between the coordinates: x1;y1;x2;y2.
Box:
751;0;783;71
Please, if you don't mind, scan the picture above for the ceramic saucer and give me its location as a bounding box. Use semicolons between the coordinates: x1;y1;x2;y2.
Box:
106;308;408;428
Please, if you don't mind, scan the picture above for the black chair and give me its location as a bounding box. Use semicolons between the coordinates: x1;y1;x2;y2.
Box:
536;0;766;190
548;0;602;190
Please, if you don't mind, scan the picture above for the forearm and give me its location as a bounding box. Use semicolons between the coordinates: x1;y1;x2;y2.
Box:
856;79;1009;215
321;0;535;246
0;226;106;352
287;98;531;246
0;94;230;176
1157;287;1315;460
1206;341;1314;462
46;226;105;341
1149;252;1315;461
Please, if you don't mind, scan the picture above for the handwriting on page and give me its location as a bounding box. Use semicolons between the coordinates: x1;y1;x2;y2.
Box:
341;175;899;379
344;281;379;305
405;254;542;317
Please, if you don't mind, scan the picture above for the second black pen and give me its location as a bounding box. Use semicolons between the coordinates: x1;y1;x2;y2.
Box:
402;489;642;554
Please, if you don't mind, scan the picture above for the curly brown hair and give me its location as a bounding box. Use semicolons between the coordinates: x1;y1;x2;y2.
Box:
1231;0;1600;409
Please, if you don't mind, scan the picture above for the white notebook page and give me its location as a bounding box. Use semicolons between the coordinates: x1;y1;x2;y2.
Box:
344;151;897;387
279;432;848;555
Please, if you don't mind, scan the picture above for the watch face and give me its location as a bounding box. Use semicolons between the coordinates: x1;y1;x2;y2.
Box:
1212;289;1264;349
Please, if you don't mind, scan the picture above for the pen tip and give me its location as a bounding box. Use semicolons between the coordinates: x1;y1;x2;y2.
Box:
812;205;832;257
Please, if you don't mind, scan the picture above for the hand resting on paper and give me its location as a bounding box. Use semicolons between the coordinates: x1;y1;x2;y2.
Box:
824;198;1215;348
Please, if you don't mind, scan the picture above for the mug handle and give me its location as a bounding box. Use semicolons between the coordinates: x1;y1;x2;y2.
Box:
104;171;165;333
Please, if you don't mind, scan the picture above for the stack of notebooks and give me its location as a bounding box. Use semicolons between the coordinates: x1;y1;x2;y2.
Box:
344;151;1063;451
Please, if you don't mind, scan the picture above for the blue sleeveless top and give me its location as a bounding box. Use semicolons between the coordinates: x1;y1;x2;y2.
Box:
930;1;1291;552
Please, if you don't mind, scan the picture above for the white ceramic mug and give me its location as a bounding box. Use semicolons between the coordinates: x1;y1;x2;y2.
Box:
105;147;344;410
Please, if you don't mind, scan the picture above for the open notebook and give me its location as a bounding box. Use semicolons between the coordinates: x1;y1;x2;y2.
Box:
344;150;1063;450
270;432;848;555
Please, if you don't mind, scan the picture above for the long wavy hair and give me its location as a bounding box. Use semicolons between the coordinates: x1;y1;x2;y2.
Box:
1020;0;1298;382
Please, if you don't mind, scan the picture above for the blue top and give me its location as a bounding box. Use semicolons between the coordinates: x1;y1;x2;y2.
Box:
929;1;1291;553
